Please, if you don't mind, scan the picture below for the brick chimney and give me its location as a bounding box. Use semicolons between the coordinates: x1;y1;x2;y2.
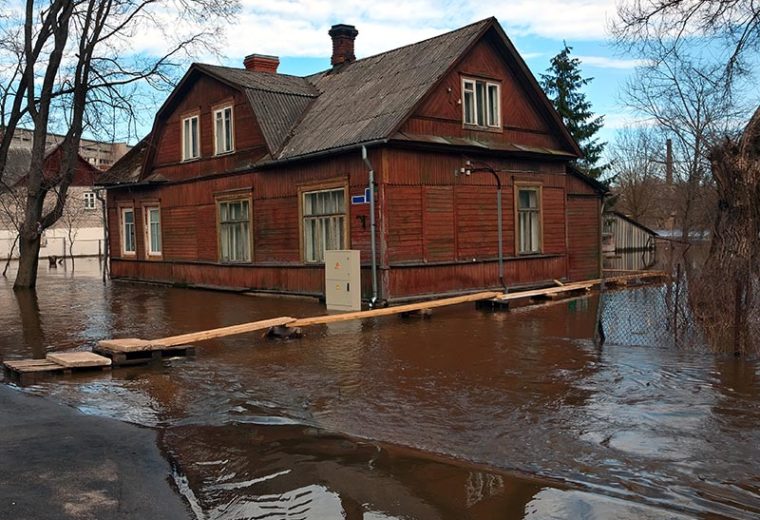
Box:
329;24;358;66
243;54;279;73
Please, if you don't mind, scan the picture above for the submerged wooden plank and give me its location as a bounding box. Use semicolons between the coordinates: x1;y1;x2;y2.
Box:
46;352;112;368
290;291;502;327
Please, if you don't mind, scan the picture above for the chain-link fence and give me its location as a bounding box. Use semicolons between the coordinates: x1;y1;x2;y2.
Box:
598;243;760;355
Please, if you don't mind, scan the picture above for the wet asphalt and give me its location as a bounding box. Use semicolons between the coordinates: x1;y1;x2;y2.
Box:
0;385;191;520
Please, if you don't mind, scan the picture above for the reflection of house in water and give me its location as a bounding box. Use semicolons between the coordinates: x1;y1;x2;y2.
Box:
603;211;658;270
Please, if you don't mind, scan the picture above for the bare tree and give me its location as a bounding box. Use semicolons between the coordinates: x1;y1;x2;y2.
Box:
0;0;238;290
608;126;667;226
613;0;760;90
623;41;744;238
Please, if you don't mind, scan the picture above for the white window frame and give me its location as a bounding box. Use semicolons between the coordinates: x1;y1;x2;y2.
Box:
301;186;347;264
83;191;97;210
144;206;162;256
217;197;251;263
462;77;501;129
121;207;136;256
213;105;234;155
516;186;542;255
182;115;200;161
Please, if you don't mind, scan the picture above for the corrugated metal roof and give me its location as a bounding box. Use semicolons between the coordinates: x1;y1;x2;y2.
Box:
245;89;315;154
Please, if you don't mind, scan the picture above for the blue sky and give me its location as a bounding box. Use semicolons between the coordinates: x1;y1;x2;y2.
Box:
130;0;639;145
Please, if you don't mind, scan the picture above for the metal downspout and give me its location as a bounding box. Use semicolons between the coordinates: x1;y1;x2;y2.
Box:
361;146;379;306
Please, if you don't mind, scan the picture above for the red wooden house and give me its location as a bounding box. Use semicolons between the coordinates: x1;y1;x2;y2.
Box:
101;18;605;303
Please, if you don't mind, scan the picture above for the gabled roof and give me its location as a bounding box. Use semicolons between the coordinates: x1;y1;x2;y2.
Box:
1;144;100;191
609;211;659;236
278;18;492;159
1;147;33;190
124;17;582;186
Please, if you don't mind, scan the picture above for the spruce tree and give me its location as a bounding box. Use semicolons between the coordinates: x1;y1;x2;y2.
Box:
541;43;608;178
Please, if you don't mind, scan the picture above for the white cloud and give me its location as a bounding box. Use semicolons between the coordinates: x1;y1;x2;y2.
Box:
575;55;645;69
217;0;616;63
471;0;617;40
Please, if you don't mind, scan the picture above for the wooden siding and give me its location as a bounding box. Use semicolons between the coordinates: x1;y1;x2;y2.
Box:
107;144;600;300
401;38;568;152
388;255;567;299
567;195;600;281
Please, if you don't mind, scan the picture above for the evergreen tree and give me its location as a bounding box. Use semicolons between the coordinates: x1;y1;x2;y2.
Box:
541;43;608;178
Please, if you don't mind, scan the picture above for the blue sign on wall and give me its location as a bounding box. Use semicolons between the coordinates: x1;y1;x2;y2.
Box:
351;188;371;205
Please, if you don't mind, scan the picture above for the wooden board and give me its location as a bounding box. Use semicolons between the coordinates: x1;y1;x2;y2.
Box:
46;352;112;368
96;338;153;352
290;291;502;327
150;316;296;347
4;359;64;373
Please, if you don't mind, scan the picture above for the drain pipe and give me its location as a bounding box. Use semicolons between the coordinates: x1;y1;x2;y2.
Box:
361;145;379;307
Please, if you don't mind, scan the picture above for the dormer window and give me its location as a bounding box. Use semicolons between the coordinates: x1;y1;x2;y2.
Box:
462;78;501;129
214;106;234;155
182;115;200;161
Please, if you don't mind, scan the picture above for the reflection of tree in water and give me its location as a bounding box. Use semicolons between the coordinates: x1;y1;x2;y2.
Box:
15;289;46;358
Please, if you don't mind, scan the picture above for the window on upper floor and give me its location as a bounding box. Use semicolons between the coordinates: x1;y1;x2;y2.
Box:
182;115;200;161
214;106;234;155
462;78;501;129
83;192;97;210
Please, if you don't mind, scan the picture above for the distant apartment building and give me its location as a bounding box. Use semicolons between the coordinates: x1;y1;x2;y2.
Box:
8;127;131;170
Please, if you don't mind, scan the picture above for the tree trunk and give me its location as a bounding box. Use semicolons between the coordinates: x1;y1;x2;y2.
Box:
14;233;42;289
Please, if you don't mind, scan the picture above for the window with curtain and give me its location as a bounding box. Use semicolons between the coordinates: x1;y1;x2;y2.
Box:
517;187;541;254
302;188;346;263
218;199;251;262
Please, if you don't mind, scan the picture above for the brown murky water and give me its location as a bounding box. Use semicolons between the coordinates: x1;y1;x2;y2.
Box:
1;258;759;519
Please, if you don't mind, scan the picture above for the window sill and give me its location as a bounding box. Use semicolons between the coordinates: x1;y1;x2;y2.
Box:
213;150;235;157
462;124;503;133
181;157;201;163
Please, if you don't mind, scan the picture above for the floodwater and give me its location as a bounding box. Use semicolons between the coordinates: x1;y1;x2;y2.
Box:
1;258;759;519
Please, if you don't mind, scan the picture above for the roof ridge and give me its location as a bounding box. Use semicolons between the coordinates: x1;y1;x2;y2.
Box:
194;62;308;83
306;17;495;79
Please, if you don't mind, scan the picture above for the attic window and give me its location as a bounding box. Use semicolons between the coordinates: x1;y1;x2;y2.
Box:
462;78;501;129
182;115;200;161
214;106;234;155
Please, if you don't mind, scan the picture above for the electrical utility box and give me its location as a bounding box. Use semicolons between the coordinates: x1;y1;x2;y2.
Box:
325;250;361;311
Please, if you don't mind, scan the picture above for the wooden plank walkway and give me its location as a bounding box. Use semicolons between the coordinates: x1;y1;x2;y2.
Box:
4;352;112;376
3;271;668;378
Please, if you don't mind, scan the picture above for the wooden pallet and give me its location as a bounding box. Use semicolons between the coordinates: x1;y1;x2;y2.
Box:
94;338;195;366
4;352;112;377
